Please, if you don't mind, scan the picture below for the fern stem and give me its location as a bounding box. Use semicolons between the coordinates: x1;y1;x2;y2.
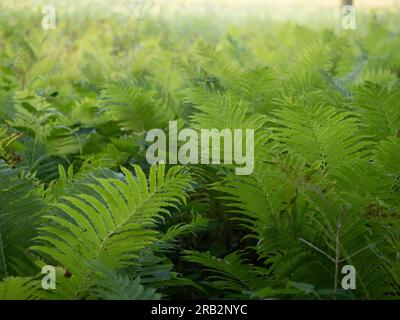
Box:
333;207;345;300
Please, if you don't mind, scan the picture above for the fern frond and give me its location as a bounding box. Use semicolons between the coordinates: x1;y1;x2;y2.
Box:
0;160;45;279
283;42;334;95
31;164;193;298
0;126;22;166
232;66;281;114
352;83;400;142
271;100;372;177
184;250;268;298
101;81;174;132
0;277;39;300
186;87;266;131
89;262;161;300
192;40;242;88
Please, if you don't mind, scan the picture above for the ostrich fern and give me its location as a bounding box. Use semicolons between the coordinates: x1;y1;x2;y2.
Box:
0;7;399;301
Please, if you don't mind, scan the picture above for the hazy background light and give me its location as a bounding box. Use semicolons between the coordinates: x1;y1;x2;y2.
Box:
1;0;399;30
2;0;399;12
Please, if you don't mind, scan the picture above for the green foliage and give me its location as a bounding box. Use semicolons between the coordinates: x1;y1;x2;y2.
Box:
102;81;174;132
0;277;39;300
0;4;399;300
31;164;193;299
90;262;162;300
0;161;45;279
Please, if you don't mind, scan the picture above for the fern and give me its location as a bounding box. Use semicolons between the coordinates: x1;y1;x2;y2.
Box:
271;99;372;178
192;40;242;88
0;277;38;300
0;126;22;166
352;83;400;142
1;5;400;301
186;87;266;131
89;262;161;300
185;251;269;299
101;81;174;132
0;160;45;279
31;164;193;298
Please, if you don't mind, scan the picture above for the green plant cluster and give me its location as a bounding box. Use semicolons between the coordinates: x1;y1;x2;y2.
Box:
0;5;399;299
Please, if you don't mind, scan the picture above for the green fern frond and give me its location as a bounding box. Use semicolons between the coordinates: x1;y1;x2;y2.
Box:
0;277;39;300
0;126;22;166
352;83;400;142
271;100;372;177
192;40;242;88
101;81;174;132
89;262;161;300
283;42;334;95
375;137;400;175
186;87;266;131
231;66;281;114
0;160;46;279
184;250;268;298
31;164;193;298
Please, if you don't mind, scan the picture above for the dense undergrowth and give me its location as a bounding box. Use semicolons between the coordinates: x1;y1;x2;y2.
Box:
0;4;400;299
